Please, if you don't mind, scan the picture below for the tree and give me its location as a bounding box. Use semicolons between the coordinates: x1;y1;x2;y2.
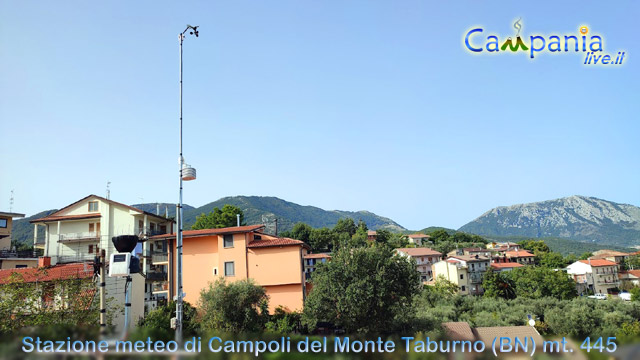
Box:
630;287;640;302
287;223;313;243
518;240;551;254
482;269;516;300
538;252;567;269
333;218;357;237
136;301;197;340
199;278;269;332
302;245;421;334
579;252;593;260
309;227;334;252
191;205;244;230
509;266;577;300
429;229;451;244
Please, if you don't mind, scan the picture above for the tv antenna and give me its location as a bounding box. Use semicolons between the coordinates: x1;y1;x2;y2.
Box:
9;190;14;212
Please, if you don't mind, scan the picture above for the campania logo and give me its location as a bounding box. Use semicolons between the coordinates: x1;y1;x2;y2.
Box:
464;19;627;65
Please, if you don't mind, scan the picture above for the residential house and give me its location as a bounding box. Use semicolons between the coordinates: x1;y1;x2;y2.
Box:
433;255;490;295
590;250;630;265
619;270;640;287
503;250;536;265
0;211;39;269
151;224;310;312
406;234;430;246
29;195;171;331
566;259;620;295
366;230;377;241
448;247;493;258
303;253;331;280
396;248;442;282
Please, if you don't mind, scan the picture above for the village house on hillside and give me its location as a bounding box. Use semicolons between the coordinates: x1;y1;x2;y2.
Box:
0;210;38;269
396;247;442;282
566;259;620;295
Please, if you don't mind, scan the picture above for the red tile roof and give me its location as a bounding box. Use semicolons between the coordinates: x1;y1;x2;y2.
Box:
396;248;442;257
490;262;525;269
0;263;94;285
304;253;332;259
248;234;309;249
622;270;640;278
580;259;618;267
505;250;535;258
407;233;430;238
150;224;266;240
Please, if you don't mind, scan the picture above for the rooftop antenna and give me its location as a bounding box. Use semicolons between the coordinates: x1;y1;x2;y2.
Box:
106;182;111;200
9;190;14;212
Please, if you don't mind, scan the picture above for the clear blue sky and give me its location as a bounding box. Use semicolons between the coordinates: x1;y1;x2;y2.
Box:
1;1;638;230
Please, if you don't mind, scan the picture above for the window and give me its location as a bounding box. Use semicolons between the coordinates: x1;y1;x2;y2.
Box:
460;274;464;280
0;219;7;228
139;220;144;231
89;223;95;232
88;201;99;212
461;286;466;291
223;234;234;248
224;262;235;276
88;245;94;254
16;265;27;268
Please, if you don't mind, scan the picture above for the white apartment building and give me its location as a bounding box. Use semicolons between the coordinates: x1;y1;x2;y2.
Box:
30;194;174;332
433;255;490;295
396;248;442;282
566;259;620;295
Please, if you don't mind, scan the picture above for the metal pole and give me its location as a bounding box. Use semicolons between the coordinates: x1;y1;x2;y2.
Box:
176;32;184;343
99;249;106;335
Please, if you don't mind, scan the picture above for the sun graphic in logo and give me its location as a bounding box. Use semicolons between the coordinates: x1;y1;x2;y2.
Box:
580;26;588;35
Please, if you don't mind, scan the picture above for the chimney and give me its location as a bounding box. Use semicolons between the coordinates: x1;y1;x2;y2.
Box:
38;256;51;268
237;214;240;227
275;218;278;236
156;203;160;215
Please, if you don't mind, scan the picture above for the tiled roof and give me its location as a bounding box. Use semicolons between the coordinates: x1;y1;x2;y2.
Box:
407;233;429;238
580;259;618;267
31;213;102;223
0;263;94;285
505;250;535;258
621;270;640;278
490;262;525;269
448;254;490;262
150;224;266;239
473;326;543;347
367;230;377;236
31;194;170;223
396;248;442;257
304;253;332;259
441;322;475;342
593;250;630;257
248;234;308;249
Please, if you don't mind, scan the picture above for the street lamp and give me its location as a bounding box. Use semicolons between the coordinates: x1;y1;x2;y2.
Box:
176;24;199;343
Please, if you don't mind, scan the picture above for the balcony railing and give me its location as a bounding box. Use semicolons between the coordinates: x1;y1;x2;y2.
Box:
57;254;96;264
152;282;169;293
469;274;484;284
0;249;43;259
151;253;168;263
146;271;168;281
59;232;101;243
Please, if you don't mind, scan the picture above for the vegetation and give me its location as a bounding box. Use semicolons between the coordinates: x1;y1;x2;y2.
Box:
191;204;245;230
198;278;269;333
302;244;421;334
135;301;198;341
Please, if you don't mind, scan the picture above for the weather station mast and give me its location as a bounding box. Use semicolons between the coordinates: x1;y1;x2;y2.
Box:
176;24;199;343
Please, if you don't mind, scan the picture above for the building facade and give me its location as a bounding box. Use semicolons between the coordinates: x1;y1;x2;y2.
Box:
566;259;620;295
30;195;173;331
396;248;442;282
0;210;39;269
151;225;310;312
433;255;490;295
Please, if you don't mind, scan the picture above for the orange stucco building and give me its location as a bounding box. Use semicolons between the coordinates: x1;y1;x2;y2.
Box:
150;225;309;312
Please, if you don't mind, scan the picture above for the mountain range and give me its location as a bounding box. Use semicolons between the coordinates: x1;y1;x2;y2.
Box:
459;195;640;248
11;194;640;251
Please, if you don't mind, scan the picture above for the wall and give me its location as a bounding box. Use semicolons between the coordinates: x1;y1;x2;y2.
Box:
182;235;219;305
264;284;305;312
248;246;303;286
0;259;38;269
0;215;12;245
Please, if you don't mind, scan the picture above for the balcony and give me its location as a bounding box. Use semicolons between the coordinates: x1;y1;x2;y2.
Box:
146;271;168;282
59;232;101;243
152;281;169;293
469;273;484;284
151;253;169;264
0;249;43;259
57;254;96;264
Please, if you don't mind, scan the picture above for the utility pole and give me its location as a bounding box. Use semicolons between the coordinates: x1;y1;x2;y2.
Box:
99;249;107;335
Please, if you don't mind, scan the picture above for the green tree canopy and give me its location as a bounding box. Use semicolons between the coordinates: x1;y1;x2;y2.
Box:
198;278;269;333
509;266;577;300
302;244;421;334
136;301;198;340
191;204;244;230
482;269;517;300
